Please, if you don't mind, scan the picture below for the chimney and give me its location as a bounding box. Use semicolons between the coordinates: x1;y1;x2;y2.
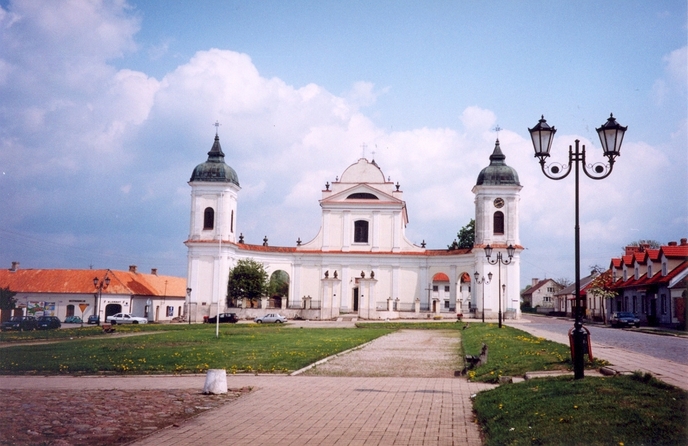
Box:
625;246;641;255
532;278;539;287
668;241;678;247
10;261;19;272
129;265;137;273
151;268;158;275
681;238;687;246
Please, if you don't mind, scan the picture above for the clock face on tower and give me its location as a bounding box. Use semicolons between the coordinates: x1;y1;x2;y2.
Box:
493;197;504;209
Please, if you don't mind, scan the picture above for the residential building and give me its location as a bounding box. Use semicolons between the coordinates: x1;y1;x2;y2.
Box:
609;240;688;328
521;278;564;312
0;263;186;323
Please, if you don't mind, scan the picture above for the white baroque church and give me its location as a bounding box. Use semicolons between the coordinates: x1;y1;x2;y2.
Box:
185;132;522;321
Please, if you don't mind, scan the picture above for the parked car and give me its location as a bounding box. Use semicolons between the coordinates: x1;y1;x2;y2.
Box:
2;315;38;331
87;315;100;325
64;316;82;324
106;313;148;325
610;312;640;328
254;313;287;324
37;316;61;330
207;313;239;324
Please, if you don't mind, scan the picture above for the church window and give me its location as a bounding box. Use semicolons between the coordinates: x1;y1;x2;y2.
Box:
203;207;215;230
493;211;504;235
347;193;378;199
354;220;369;243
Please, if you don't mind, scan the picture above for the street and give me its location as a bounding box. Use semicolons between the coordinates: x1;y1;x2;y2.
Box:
519;314;688;365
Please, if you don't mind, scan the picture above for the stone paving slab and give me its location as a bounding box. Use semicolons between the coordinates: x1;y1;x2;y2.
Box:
133;375;494;446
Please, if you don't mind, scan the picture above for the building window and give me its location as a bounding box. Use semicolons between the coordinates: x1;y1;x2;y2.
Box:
661;294;666;314
231;210;234;233
632;296;637;313
433;285;439;292
493;211;504;235
203;207;215;230
66;305;75;317
166;306;174;317
444;285;450;292
354;220;369;243
347;193;379;199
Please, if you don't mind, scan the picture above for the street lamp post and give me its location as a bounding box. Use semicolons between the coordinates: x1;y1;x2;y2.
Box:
473;271;492;323
93;271;111;326
485;244;515;328
186;287;192;325
528;113;627;379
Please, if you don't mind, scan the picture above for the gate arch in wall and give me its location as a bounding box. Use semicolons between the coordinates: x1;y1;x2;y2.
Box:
269;270;290;309
432;272;451;311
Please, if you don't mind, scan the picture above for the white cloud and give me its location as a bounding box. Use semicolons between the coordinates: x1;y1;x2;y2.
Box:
664;46;687;88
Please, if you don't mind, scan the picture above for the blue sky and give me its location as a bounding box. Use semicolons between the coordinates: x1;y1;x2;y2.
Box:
0;0;686;287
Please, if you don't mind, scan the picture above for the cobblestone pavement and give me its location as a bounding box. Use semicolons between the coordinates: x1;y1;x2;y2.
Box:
0;387;248;446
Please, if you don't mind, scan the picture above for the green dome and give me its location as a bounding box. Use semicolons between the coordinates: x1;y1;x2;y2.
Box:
476;140;520;186
190;134;240;185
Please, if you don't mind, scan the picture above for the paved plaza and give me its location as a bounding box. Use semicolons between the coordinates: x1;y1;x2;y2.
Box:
0;319;686;445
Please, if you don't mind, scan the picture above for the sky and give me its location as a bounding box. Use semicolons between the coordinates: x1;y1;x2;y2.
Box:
0;0;686;288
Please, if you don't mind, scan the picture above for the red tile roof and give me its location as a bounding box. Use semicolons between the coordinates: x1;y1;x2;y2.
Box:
660;245;688;259
612;261;688;289
432;273;450;282
0;269;186;297
187;240;525;257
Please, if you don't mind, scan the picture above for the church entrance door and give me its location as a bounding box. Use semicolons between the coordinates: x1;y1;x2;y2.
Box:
353;288;359;312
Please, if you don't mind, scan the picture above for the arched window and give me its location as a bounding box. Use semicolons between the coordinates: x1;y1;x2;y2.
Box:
354;220;369;243
203;207;215;230
493;211;504;235
347;192;379;199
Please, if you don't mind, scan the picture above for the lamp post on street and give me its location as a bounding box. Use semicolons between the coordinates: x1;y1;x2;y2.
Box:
473;271;492;323
484;244;515;328
93;271;111;326
186;287;192;325
528;113;627;379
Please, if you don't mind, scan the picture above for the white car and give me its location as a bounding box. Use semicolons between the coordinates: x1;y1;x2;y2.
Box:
254;313;287;324
106;313;148;325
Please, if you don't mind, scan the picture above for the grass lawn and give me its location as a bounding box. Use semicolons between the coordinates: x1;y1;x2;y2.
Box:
0;324;392;374
473;373;688;446
460;323;608;382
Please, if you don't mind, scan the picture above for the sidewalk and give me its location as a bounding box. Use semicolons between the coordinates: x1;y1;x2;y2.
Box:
506;319;688;391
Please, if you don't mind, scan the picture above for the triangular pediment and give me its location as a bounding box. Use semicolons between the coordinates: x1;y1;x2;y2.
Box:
321;184;402;205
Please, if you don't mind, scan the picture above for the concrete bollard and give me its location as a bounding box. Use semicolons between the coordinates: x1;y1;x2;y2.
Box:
203;369;228;394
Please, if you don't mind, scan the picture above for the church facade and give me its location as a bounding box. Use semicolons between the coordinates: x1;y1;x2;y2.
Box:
185;133;522;321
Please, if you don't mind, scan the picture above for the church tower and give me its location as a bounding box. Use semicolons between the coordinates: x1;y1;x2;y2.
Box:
472;139;522;319
185;131;240;321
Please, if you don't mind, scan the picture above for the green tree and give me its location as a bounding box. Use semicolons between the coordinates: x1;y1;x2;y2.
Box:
0;287;17;310
227;259;269;307
449;219;475;249
0;287;17;322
